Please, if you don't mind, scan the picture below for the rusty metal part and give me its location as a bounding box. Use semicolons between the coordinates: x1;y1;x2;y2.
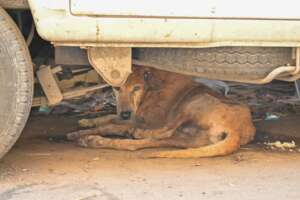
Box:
37;65;63;105
32;84;110;107
88;47;132;87
55;46;90;66
62;84;109;100
36;65;111;106
35;65;110;107
0;0;29;9
58;69;101;91
32;96;48;107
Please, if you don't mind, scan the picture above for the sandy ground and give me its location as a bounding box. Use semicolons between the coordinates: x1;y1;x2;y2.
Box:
0;114;300;200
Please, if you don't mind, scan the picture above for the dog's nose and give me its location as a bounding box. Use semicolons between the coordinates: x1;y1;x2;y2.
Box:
120;111;132;120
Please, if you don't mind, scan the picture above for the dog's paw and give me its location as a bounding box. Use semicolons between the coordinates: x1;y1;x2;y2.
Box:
78;119;94;128
77;135;95;147
132;129;146;139
66;132;79;141
78;135;106;148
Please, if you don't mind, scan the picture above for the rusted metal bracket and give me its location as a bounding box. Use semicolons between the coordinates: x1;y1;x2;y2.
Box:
32;84;110;107
35;65;110;107
37;65;63;106
88;47;132;87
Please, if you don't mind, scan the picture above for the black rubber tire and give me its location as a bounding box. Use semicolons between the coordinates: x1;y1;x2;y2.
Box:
0;8;33;158
135;47;293;81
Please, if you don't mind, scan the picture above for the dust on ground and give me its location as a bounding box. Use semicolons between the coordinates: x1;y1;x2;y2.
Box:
0;114;300;200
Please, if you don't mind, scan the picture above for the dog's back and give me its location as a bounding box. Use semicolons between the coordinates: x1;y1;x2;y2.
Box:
147;86;256;158
135;68;197;129
135;67;255;158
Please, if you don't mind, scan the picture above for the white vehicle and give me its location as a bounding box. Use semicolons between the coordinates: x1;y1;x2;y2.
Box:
0;0;299;158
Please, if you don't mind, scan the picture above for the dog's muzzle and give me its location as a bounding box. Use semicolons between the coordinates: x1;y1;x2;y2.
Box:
120;111;132;120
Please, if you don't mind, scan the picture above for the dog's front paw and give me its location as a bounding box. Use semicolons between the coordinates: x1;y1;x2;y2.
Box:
66;132;80;141
78;136;89;147
78;135;106;148
132;129;146;139
78;119;94;128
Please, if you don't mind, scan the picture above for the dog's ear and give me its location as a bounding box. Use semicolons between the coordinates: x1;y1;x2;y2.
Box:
144;71;164;90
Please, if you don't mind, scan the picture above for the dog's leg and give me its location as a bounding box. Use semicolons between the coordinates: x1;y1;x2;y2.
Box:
133;113;186;139
77;135;167;151
78;115;118;128
144;104;253;158
67;123;131;141
77;134;194;151
133;127;175;140
145;127;241;158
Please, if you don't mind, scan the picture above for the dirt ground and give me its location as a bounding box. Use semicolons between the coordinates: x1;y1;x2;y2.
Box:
0;114;300;200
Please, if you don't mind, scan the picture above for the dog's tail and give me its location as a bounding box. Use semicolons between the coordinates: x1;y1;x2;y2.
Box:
146;127;243;158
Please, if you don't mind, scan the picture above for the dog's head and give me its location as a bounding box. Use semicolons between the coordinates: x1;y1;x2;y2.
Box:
115;66;163;120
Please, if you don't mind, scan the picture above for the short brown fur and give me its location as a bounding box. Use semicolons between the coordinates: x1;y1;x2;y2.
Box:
67;66;256;158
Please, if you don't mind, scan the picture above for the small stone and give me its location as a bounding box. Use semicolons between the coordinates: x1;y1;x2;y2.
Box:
92;157;100;161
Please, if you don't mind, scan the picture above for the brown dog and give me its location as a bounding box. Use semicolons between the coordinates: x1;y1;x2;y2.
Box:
67;66;256;158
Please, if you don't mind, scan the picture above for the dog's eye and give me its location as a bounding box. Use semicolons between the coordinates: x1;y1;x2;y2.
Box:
133;85;141;92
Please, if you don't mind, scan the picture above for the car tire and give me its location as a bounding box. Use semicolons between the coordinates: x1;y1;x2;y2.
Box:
0;8;33;158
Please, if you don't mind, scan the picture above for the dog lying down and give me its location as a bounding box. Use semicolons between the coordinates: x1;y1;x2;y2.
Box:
67;66;256;158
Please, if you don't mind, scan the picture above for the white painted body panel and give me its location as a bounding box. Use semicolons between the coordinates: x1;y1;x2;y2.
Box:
28;0;300;47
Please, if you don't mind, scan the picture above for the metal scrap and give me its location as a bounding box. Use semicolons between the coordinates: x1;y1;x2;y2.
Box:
226;81;300;121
